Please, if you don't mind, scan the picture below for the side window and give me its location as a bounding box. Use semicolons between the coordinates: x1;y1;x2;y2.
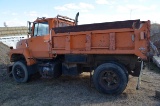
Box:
34;22;49;36
34;24;38;36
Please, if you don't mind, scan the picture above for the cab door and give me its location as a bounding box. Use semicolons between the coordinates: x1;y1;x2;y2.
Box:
28;21;51;58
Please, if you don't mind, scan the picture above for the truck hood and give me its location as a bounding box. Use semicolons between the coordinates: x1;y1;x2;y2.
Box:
16;39;27;49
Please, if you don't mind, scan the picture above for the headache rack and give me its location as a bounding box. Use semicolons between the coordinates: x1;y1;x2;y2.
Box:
56;14;75;22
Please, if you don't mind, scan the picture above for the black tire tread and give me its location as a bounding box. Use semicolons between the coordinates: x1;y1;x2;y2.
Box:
12;61;29;83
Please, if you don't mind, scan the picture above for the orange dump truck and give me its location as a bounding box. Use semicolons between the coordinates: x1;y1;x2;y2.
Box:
8;13;150;94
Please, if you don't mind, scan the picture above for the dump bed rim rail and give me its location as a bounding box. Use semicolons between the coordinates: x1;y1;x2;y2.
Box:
53;19;140;33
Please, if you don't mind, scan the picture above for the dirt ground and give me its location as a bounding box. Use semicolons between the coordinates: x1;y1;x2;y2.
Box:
0;43;160;106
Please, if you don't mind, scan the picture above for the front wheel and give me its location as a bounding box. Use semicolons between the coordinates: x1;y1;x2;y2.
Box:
93;63;128;95
12;61;29;83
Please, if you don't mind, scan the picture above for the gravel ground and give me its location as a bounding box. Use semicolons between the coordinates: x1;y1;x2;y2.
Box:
0;43;160;106
0;63;160;106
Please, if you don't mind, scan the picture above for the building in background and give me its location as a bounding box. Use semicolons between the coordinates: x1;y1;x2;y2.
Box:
0;27;27;48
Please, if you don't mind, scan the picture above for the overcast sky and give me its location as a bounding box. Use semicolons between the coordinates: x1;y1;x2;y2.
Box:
0;0;159;27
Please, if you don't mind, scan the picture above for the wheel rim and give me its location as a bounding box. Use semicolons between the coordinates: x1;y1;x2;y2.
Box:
99;70;120;90
14;65;25;80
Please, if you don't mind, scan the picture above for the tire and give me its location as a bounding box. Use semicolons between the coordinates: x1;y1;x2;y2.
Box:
12;61;29;83
93;63;128;95
109;61;129;82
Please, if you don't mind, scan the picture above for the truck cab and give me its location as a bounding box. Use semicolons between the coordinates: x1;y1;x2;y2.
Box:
31;14;77;36
26;15;76;59
8;13;79;81
10;13;79;65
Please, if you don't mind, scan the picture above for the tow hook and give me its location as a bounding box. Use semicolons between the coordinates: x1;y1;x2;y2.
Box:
136;61;144;90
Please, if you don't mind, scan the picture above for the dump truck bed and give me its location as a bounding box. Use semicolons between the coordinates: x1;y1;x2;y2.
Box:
51;19;150;60
53;20;140;33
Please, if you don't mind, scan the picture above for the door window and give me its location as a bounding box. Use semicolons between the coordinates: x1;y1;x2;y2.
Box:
34;22;49;36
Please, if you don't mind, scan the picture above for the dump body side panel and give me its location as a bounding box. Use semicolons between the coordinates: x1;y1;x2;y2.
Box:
51;20;150;60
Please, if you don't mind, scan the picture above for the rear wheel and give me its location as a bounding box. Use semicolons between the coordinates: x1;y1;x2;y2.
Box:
93;63;128;95
12;61;29;83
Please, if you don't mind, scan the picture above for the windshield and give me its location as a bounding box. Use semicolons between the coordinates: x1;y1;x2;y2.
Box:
34;22;49;36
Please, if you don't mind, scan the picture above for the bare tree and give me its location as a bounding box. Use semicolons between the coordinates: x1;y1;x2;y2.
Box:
3;22;7;27
151;23;160;36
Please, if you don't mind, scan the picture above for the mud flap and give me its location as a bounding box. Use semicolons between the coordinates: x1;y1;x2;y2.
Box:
136;61;144;90
131;61;141;77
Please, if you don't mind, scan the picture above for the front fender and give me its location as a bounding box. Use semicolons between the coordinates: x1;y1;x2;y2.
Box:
9;48;36;66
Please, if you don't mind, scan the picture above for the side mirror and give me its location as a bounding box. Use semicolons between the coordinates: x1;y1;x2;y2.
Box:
27;21;33;36
27;21;31;34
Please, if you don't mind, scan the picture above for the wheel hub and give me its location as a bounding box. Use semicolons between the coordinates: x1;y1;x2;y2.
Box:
15;67;24;78
101;71;119;88
16;70;21;75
